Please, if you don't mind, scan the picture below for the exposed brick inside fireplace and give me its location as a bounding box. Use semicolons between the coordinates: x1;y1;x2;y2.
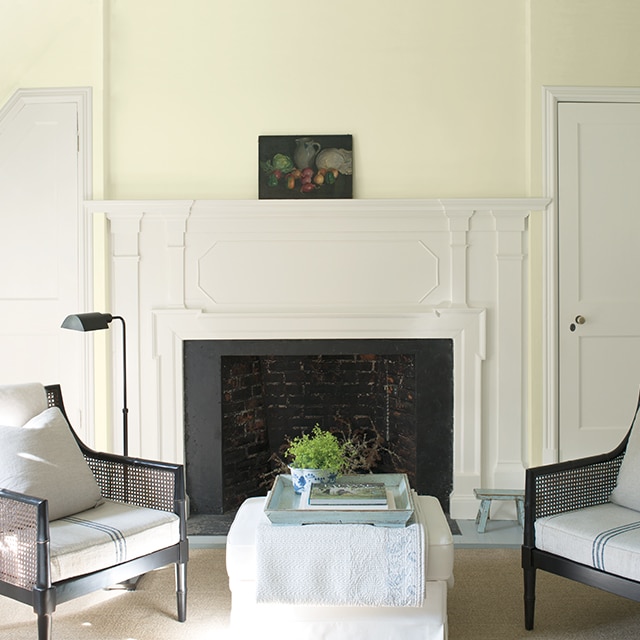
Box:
184;339;453;515
220;356;269;511
221;353;418;512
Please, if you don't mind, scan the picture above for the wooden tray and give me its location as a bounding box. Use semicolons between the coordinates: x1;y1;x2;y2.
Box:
263;473;415;527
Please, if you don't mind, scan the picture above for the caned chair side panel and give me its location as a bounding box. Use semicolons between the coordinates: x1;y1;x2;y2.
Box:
0;493;40;590
533;453;625;520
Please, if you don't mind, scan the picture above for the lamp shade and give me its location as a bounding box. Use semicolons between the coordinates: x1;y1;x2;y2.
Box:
61;312;114;332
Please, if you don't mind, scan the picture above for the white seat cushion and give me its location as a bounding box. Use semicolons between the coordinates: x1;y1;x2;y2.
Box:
535;502;640;581
48;500;180;582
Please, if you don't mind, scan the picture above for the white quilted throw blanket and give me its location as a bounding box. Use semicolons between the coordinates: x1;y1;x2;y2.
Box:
256;500;425;607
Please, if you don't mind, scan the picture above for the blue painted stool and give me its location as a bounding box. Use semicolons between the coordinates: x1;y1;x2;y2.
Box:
474;488;525;533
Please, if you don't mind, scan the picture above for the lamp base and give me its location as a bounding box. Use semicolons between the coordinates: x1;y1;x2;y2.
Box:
106;575;143;591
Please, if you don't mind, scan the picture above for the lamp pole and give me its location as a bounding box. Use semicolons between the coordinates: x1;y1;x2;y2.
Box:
112;315;129;457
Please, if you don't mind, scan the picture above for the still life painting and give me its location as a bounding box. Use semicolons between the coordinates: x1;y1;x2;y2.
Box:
259;134;353;199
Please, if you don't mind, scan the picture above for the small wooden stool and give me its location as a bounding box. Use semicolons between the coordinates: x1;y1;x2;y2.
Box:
474;488;525;533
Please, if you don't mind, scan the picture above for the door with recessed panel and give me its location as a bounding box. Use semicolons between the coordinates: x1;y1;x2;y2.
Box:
0;90;90;438
559;102;640;460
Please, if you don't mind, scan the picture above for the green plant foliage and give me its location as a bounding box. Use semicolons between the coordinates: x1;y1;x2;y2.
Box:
285;425;347;473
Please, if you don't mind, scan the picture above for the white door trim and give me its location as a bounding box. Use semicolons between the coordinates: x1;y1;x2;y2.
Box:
542;86;640;463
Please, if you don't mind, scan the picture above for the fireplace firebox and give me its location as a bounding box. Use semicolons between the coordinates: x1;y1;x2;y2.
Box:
183;338;453;515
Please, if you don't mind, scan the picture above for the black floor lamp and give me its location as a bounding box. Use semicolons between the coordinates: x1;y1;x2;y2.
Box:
61;311;141;590
61;312;129;457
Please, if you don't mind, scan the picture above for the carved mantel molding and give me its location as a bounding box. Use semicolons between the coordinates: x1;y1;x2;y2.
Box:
86;197;549;518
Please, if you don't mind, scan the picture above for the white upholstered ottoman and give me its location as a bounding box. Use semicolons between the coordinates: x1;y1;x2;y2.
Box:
226;495;454;640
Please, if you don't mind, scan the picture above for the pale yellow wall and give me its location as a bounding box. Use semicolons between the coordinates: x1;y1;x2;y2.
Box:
0;0;106;197
105;0;527;199
3;0;640;462
528;0;640;194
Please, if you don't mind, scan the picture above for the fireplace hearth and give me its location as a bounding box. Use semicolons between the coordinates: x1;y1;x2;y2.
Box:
183;338;453;515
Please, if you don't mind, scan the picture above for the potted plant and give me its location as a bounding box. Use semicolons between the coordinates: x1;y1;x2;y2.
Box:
285;425;348;493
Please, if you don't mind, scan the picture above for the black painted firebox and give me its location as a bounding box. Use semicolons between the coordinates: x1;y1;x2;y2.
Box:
183;338;453;515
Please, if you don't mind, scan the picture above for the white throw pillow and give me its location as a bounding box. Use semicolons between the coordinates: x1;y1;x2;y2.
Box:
0;383;47;426
610;410;640;512
0;407;104;520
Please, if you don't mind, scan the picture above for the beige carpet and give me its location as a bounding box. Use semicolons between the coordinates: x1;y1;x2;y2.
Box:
2;548;640;639
0;549;232;640
449;549;640;639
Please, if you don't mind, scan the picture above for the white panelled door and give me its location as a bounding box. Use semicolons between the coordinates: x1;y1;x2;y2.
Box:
559;102;640;460
0;90;90;438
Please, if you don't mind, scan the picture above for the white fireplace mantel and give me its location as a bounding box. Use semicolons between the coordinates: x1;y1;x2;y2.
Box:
86;197;549;519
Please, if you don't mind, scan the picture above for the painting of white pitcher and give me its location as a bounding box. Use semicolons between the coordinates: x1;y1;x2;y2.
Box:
294;137;322;170
259;134;353;199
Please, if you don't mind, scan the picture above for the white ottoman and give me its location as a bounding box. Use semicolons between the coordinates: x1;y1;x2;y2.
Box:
226;495;454;640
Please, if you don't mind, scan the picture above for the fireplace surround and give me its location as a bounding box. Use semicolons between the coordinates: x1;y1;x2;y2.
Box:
89;197;549;519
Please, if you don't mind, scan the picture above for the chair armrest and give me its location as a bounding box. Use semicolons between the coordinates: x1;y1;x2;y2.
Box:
81;449;186;516
0;489;49;591
523;443;627;548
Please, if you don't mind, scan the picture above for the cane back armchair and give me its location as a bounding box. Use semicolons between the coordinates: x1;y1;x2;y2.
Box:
522;392;640;630
0;383;189;640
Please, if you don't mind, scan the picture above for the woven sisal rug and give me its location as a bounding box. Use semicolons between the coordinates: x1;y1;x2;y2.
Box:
2;548;640;639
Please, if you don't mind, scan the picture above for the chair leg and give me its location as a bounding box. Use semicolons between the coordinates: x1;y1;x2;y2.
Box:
176;561;187;622
37;613;52;640
524;565;536;630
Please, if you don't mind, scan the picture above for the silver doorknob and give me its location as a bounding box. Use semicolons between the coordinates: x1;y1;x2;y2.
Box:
575;315;586;325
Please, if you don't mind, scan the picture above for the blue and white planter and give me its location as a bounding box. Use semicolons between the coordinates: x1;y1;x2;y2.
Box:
289;467;337;494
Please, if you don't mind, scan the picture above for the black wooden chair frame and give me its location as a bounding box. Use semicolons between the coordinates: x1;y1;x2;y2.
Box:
0;384;189;640
521;425;640;630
